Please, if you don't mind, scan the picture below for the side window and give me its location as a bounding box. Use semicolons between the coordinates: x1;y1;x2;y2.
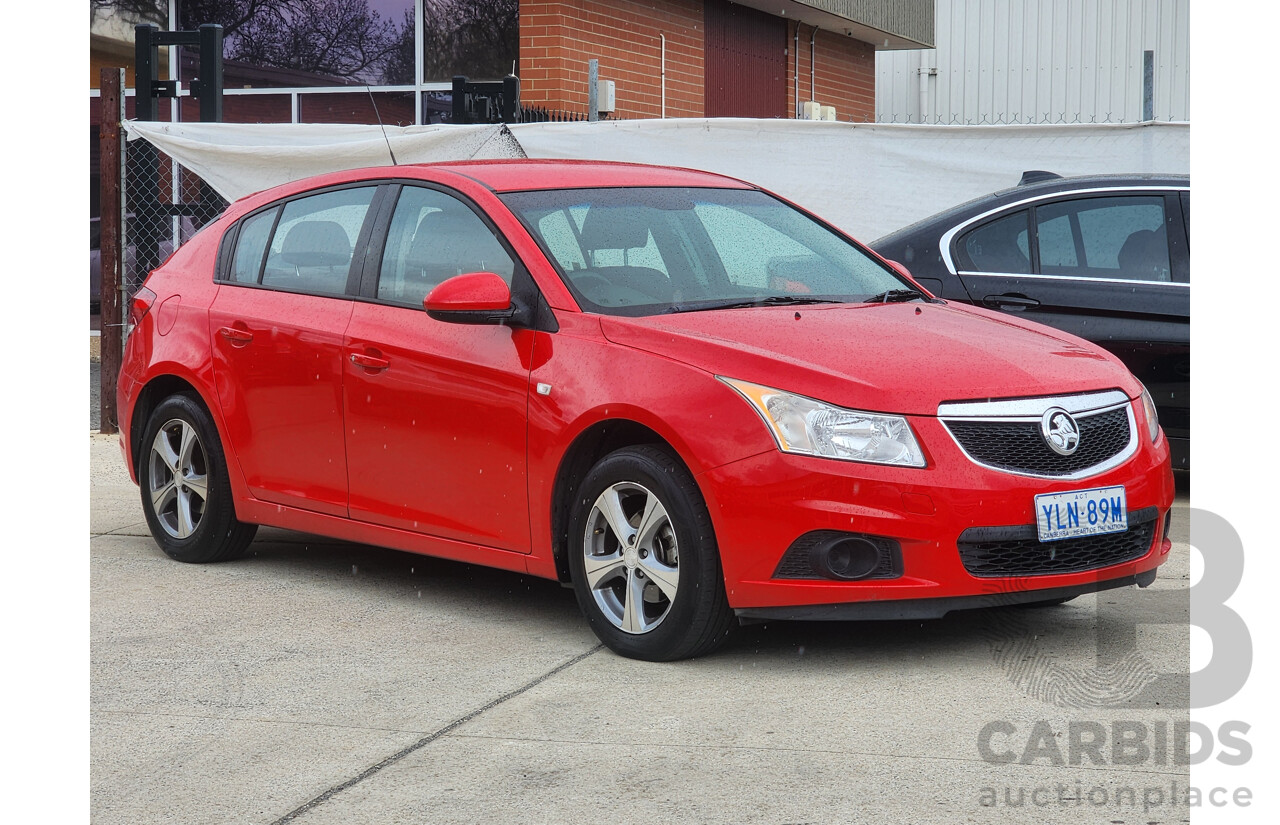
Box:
956;210;1031;274
377;187;515;306
1034;195;1171;281
1036;210;1078;268
260;187;376;296
229;207;277;283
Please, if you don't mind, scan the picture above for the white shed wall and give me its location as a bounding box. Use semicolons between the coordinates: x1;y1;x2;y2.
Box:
876;0;1189;123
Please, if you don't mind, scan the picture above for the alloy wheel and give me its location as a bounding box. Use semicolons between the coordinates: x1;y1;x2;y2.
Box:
147;418;209;539
582;481;681;634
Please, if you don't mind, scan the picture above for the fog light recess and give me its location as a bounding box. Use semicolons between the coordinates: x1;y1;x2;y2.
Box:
773;531;903;581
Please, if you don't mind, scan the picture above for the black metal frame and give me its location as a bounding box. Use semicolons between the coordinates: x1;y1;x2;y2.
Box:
134;23;224;123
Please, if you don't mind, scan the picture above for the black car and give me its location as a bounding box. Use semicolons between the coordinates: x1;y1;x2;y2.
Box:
872;172;1189;471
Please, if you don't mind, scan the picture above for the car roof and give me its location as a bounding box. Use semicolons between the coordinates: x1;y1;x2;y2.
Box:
420;159;757;192
227;159;758;217
873;172;1189;246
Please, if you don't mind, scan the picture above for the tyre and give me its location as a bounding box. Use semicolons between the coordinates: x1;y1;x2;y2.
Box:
138;393;257;563
568;445;734;661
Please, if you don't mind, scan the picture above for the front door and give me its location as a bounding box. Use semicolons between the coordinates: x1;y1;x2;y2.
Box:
343;184;535;552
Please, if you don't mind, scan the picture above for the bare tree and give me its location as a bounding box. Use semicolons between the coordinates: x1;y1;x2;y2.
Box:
382;7;418;85
227;0;400;81
382;0;520;85
422;0;519;82
91;0;165;23
93;0;517;86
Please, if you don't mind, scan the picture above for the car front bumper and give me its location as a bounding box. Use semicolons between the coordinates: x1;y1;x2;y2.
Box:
698;414;1175;613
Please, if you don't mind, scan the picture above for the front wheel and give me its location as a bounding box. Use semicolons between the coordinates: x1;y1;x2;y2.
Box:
138;393;256;563
568;445;734;661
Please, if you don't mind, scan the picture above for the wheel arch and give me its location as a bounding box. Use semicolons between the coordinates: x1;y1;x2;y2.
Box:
129;373;229;485
549;418;696;583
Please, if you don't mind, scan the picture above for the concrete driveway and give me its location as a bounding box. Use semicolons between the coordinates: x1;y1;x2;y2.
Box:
91;433;1191;824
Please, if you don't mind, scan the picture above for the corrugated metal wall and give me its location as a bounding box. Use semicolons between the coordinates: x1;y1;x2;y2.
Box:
797;0;935;46
875;0;1189;123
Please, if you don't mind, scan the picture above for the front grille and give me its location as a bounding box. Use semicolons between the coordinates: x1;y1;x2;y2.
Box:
957;507;1159;577
945;407;1131;477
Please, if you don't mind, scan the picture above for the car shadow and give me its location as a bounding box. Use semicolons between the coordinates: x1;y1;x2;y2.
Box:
233;528;586;631
225;527;1184;684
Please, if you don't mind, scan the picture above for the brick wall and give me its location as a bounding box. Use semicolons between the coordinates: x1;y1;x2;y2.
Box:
519;0;704;119
520;1;876;122
786;23;876;122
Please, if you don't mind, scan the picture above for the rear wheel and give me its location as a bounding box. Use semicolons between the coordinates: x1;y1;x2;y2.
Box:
568;445;734;661
139;394;256;563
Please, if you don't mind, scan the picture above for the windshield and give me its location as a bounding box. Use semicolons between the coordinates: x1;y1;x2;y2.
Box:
500;187;911;316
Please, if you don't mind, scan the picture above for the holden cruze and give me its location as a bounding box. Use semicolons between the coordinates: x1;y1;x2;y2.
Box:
117;160;1175;661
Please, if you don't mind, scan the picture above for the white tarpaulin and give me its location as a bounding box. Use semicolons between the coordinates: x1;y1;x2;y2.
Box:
511;119;1189;239
122;121;525;203
125;118;1187;240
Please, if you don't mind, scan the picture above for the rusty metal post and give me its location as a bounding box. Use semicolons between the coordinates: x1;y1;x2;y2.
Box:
99;68;125;435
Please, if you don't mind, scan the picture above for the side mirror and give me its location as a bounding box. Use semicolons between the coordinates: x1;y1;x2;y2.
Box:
425;272;518;325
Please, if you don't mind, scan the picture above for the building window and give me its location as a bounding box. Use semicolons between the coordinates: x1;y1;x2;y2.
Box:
422;0;519;82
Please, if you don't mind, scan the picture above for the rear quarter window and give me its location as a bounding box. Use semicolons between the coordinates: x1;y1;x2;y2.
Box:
228;207;277;283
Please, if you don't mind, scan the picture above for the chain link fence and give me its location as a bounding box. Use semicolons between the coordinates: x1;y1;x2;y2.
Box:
122;139;228;297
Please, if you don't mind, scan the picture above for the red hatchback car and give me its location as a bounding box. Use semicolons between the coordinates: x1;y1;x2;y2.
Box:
118;160;1174;661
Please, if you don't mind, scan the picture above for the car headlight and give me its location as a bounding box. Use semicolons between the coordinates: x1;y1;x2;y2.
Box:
1140;386;1160;443
719;378;926;467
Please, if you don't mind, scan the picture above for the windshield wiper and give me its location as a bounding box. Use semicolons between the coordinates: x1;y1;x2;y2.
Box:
666;296;846;313
864;289;938;304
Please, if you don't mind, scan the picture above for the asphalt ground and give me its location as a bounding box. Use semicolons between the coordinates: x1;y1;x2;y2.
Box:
90;422;1193;824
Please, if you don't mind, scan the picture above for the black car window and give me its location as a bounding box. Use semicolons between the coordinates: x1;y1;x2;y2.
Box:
1033;195;1171;282
956;210;1031;274
259;187;376;296
230;207;277;283
377;186;515;306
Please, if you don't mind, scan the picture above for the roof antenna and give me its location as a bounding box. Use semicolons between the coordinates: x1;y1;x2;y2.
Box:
365;85;399;166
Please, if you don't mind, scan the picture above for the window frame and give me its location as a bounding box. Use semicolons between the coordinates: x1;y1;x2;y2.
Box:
942;185;1191;287
360;181;522;309
353;180;557;332
1030;193;1174;280
215;182;391;299
953;208;1033;275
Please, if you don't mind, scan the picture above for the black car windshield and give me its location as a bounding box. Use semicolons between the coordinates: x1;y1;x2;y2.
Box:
500;187;910;316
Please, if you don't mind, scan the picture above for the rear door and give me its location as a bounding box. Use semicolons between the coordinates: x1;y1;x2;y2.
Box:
208;184;383;516
951;189;1188;349
342;183;536;552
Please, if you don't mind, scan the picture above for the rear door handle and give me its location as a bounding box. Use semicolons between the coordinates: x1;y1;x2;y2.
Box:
350;352;390;371
217;326;254;346
982;293;1041;311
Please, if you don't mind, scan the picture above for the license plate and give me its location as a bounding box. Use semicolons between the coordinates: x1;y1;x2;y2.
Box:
1034;485;1127;542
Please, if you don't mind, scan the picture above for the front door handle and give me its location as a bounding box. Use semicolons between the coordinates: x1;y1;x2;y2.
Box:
217;326;254;346
350;352;390;371
982;293;1041;311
